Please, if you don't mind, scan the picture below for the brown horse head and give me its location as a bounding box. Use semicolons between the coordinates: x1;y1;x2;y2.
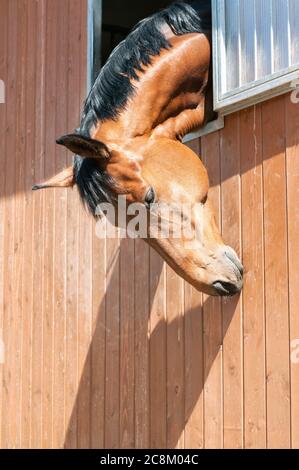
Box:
33;1;243;296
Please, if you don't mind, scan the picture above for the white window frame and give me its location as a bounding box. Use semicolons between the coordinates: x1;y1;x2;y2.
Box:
87;0;102;91
212;0;299;115
182;115;224;143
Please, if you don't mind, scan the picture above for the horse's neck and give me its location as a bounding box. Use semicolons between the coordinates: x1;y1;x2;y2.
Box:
95;33;211;144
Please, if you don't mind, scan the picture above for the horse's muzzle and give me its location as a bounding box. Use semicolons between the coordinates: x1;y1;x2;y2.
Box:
213;279;243;296
212;247;244;296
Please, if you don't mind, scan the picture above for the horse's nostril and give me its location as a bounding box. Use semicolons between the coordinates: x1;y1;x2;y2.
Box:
224;249;244;277
213;280;241;296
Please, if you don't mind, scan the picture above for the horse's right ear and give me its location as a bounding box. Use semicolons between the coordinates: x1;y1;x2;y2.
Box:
56;133;110;159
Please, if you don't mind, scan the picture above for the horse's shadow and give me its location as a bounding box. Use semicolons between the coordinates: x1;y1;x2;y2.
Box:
64;237;238;449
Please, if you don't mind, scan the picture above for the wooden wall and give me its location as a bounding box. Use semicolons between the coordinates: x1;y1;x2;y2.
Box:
0;0;298;449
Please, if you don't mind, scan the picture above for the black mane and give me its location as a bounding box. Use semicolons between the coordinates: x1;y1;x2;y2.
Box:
80;1;211;135
75;0;211;215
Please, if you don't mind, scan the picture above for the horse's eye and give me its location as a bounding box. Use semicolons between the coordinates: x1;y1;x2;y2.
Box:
144;187;156;207
202;193;208;204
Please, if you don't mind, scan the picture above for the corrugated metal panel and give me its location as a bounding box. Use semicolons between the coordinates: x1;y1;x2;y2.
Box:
221;0;299;92
272;0;289;72
224;0;240;92
213;0;299;112
255;0;272;78
289;0;299;65
239;0;255;84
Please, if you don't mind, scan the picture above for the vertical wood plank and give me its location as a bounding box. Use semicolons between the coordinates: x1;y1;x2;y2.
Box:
52;0;68;448
201;131;223;449
2;0;18;448
166;268;184;449
149;250;166;448
64;0;82;450
184;139;204;449
262;95;290;448
13;0;27;447
184;281;203;449
90;221;106;449
12;0;26;447
31;0;46;449
77;0;92;449
240;105;266;448
120;238;135;448
21;0;37;448
64;185;79;450
77;208;92;449
42;0;58;447
220;113;243;449
134;239;150;448
0;0;8;447
285;93;299;449
105;235;120;448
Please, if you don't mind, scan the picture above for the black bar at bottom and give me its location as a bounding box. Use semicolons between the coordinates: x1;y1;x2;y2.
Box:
0;449;298;465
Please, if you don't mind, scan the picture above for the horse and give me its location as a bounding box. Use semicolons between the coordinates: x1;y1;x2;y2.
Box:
33;0;243;296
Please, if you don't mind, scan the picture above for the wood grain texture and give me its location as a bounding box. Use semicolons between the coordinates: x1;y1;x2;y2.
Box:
77;1;92;449
262;96;291;449
64;0;82;450
0;0;8;448
2;0;18;448
220;113;243;449
104;236;120;448
53;0;68;448
42;0;57;447
149;248;167;449
119;238;135;448
201;132;223;449
31;0;46;449
285;94;299;449
0;0;298;449
184;139;204;450
166;266;184;449
134;239;150;448
21;0;36;448
240;105;266;448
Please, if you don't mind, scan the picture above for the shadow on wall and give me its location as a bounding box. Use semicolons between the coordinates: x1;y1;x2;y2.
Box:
64;238;238;449
0;0;288;200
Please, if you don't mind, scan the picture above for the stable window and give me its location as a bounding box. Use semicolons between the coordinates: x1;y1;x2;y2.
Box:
212;0;299;114
87;0;221;142
88;0;299;140
87;0;170;87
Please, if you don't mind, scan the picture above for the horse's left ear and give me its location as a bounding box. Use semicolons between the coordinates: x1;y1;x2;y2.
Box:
56;133;110;159
32;166;74;190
